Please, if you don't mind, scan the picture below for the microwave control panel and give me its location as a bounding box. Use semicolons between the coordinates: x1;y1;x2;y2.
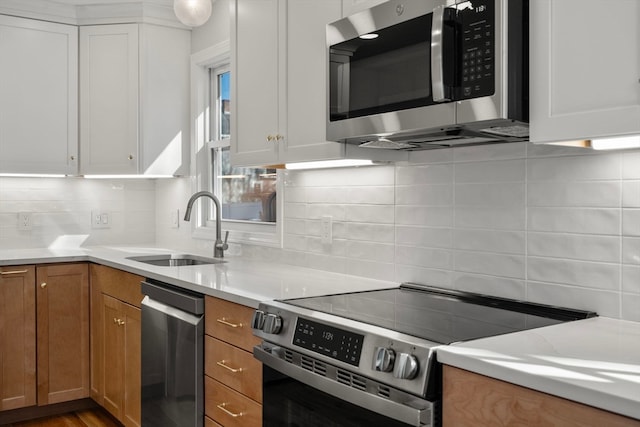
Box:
457;0;495;100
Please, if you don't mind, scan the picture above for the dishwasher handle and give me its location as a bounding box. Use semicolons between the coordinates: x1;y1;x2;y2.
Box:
141;280;204;315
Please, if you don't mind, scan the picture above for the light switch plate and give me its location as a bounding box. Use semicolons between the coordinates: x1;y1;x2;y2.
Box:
91;210;111;229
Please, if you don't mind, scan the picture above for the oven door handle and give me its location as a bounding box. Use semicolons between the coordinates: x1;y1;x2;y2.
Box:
254;344;435;427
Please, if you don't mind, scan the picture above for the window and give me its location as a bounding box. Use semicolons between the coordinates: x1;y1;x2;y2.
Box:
191;42;281;247
209;68;277;223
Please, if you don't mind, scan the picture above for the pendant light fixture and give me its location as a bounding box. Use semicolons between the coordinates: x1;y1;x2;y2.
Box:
173;0;212;27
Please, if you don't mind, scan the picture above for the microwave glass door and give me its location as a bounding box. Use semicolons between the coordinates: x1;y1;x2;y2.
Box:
329;14;435;122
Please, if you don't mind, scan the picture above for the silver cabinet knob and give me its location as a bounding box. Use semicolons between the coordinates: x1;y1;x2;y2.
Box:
393;353;419;380
251;310;265;330
262;313;282;334
373;347;396;372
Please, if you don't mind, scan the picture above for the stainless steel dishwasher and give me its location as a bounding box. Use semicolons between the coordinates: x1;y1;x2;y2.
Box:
141;279;204;427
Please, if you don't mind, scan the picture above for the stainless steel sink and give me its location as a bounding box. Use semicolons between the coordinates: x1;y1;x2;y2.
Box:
126;254;225;267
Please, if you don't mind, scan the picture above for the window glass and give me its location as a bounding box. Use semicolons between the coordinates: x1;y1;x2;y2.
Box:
210;68;277;223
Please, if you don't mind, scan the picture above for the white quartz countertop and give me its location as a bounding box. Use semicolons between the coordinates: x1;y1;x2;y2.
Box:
0;246;395;307
436;316;640;421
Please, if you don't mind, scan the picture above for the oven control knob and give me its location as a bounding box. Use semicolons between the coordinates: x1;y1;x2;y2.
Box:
251;310;265;330
262;313;283;334
393;353;419;380
373;347;396;372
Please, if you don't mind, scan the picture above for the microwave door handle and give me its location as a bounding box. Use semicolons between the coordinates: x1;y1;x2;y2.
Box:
431;5;450;102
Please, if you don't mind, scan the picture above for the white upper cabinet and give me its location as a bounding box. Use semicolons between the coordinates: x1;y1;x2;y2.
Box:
530;0;640;144
231;0;348;167
80;24;190;175
0;15;78;175
341;0;387;17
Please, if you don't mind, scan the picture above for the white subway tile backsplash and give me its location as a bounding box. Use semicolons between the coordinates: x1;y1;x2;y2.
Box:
528;232;620;263
8;141;640;321
344;222;395;243
528;207;620;235
622;209;640;236
454;229;525;255
452;273;526;300
396;225;452;248
622;181;640;207
345;204;395;224
396;164;453;185
528;154;621;182
454;159;525;183
527;281;620;318
346;186;395;204
454;251;525;279
623;237;640;264
395;245;452;270
528;181;621;207
455;206;525;230
622;151;640;179
396;206;453;227
622;265;640;294
345;240;395;262
396;184;453;206
455;183;525;207
621;293;640;322
527;257;620;291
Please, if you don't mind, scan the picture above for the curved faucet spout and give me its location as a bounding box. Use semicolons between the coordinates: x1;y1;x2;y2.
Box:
184;191;228;258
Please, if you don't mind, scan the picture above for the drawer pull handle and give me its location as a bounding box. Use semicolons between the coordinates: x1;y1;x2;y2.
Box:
41;282;47;289
217;318;243;328
1;270;29;275
217;360;243;373
217;403;243;418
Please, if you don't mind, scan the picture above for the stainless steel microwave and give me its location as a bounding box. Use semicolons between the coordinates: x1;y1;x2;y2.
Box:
326;0;529;150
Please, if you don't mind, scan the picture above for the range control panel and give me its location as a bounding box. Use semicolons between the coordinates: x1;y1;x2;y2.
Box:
293;317;364;366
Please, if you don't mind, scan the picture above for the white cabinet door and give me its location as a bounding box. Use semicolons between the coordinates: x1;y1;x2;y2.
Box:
342;0;387;17
231;0;282;167
284;0;344;163
0;16;78;175
80;24;190;176
232;0;344;167
530;0;640;144
80;24;139;175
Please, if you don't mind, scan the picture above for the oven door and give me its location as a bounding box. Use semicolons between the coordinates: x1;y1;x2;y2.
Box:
255;344;436;427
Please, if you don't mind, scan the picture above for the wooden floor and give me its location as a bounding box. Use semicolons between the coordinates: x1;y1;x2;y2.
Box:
2;408;122;427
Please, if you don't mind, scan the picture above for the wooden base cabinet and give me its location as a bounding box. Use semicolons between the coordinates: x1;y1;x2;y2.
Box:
0;266;36;411
35;264;90;406
90;264;143;427
204;297;262;427
443;365;640;427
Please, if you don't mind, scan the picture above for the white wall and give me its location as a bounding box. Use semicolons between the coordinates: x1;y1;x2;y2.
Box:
0;177;156;249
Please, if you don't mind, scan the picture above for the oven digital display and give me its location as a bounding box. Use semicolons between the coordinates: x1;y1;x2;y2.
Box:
293;318;364;366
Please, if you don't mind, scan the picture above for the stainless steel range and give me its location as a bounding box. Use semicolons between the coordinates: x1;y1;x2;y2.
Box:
251;283;595;427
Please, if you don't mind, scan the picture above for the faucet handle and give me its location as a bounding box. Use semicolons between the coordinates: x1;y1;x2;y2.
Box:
222;230;229;250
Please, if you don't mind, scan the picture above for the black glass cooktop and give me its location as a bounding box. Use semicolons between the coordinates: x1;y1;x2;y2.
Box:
282;283;596;345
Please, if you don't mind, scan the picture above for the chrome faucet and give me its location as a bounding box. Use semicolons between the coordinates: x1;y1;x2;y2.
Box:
184;191;229;258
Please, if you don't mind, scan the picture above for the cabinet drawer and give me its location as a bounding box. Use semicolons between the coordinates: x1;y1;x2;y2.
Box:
205;336;262;403
205;416;223;427
205;297;260;352
205;377;261;427
90;264;143;308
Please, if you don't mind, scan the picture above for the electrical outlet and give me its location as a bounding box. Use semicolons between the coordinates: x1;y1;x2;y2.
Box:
321;215;332;245
91;210;111;229
170;209;179;229
17;212;32;231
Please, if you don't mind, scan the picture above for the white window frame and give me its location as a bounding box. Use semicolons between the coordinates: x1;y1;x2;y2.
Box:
190;42;282;248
